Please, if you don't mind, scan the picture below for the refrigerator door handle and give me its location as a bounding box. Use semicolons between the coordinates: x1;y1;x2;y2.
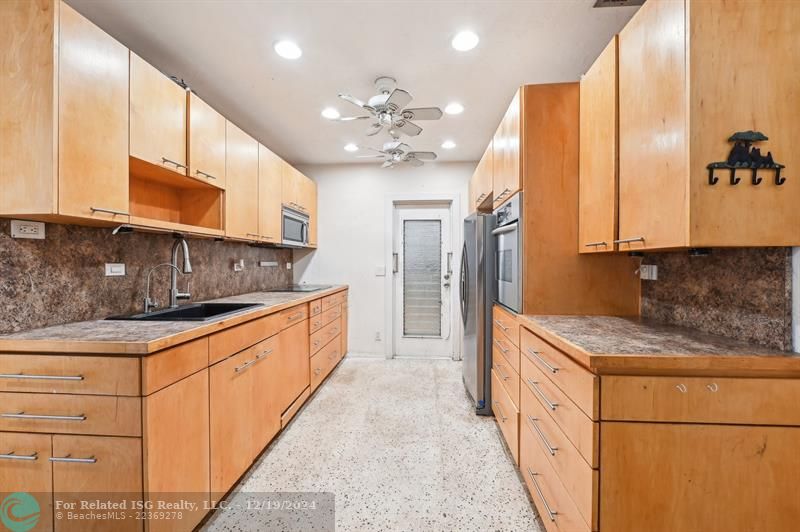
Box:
460;242;468;325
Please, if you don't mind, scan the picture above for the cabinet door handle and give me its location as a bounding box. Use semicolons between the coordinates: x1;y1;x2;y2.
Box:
90;206;129;217
234;359;257;373
493;319;510;332
0;451;38;461
0;373;84;381
613;236;645;244
161;157;187;170
314;368;322;375
526;468;558;521
256;348;274;360
584;241;608;247
526;347;559;374
527;415;558;456
195;169;217;180
1;411;86;422
527;379;558;411
49;455;97;464
287;312;304;321
494;363;510;382
492;400;507;422
493;338;509;354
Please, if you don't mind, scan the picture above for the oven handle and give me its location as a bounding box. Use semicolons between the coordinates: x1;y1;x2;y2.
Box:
491;222;518;236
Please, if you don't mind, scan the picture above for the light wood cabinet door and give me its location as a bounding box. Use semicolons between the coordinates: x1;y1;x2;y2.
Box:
225;121;259;240
600;422;800;532
306;177;318;246
188;92;226;187
143;369;209;532
0;432;53;531
129;52;187;175
469;141;493;212
58;2;129;222
281;163;302;209
492;89;521;207
250;337;281;453
258;144;283;243
277;319;310;412
209;350;253;496
52;435;142;532
579;36;618;254
341;304;348;358
618;0;687;251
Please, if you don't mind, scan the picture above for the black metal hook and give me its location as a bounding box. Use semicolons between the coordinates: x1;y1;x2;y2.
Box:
775;167;786;185
729;168;741;185
751;168;762;185
708;167;719;185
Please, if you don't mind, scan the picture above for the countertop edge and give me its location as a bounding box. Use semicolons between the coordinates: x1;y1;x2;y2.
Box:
0;286;348;356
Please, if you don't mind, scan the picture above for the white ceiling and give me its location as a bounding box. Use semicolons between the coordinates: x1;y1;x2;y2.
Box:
67;0;639;165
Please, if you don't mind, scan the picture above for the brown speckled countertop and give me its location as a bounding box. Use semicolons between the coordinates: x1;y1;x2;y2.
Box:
519;315;800;377
0;286;347;355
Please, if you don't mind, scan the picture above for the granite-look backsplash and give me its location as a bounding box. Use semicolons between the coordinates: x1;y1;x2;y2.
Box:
641;248;792;351
0;219;292;334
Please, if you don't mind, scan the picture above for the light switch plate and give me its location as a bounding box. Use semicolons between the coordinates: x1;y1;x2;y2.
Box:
375;266;386;277
640;264;658;281
10;220;45;239
105;263;126;277
286;262;292;270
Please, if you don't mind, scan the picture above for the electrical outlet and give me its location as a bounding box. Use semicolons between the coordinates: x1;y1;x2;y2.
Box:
640;264;658;280
10;220;45;240
233;259;245;272
375;332;382;342
286;262;292;270
104;263;126;277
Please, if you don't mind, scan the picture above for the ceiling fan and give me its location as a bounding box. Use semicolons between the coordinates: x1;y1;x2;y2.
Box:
335;76;443;137
357;140;438;168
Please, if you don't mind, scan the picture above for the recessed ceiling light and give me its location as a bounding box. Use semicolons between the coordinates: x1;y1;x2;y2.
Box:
321;107;340;120
441;140;457;149
274;40;302;60
445;102;464;115
344;143;359;152
451;30;479;51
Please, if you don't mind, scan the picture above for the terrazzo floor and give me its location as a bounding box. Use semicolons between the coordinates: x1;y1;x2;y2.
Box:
202;356;544;532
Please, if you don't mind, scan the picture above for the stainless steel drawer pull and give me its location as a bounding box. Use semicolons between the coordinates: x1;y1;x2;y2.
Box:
492;400;507;422
234;360;257;373
287;312;304;321
526;348;559;374
493;319;509;332
314;368;322;375
527;415;558;456
527;468;558;521
494;363;510;382
706;382;719;392
2;411;86;422
0;373;84;381
256;348;274;360
195;169;217;180
584;241;608;247
675;383;688;393
0;451;38;461
90;206;129;217
613;236;645;244
493;338;509;354
527;379;558;411
49;455;97;464
161;157;187;170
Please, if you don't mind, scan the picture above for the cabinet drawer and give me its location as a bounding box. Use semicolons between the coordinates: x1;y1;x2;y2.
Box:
278;304;309;330
522;383;597;529
601;375;800;425
491;369;519;464
522;354;597;467
0;393;141;437
141;337;208;395
309;298;322;317
493;324;520;375
520;420;591;532
209;314;280;364
493;305;519;348
310;317;341;355
0;354;140;396
493;343;520;409
322;291;347;311
520;327;597;419
310;305;341;333
310;338;341;392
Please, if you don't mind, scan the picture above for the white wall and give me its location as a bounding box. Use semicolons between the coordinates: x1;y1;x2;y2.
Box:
293;162;475;356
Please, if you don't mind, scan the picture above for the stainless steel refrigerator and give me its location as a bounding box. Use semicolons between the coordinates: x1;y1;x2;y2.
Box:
460;213;495;415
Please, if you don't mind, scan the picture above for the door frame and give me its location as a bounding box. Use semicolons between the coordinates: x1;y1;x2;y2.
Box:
383;193;463;360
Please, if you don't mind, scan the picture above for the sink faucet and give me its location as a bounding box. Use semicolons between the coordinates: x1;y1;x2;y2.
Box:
170;238;192;308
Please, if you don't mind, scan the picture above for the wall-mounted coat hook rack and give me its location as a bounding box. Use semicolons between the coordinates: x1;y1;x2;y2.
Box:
706;130;785;187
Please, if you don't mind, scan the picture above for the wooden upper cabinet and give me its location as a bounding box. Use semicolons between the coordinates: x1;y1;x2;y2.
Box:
225;121;259;240
58;1;130;222
618;0;800;250
129;52;187;176
492;89;521;207
469;141;493;212
188;92;227;188
305;177;318;246
258;144;283;243
281;164;303;210
579;36;618;254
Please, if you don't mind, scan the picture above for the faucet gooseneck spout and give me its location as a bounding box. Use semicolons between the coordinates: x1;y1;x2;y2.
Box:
170;238;192;308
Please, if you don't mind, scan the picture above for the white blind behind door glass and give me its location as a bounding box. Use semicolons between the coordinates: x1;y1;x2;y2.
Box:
403;220;442;337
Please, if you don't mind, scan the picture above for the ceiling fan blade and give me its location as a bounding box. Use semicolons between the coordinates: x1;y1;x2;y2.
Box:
392;120;422;137
385;88;412;112
408;151;437;161
359;145;386;153
356;154;385;158
366;123;383;136
381;160;394;168
338;93;368;109
336;116;371;121
406;158;425;167
401;107;443;121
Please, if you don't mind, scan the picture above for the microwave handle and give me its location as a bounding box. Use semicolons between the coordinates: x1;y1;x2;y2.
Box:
491;222;518;236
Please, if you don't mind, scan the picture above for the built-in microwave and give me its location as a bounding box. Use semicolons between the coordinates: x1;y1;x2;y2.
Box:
493;192;522;313
282;205;309;247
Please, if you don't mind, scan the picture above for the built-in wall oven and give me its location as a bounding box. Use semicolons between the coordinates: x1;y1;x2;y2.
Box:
493;192;522;313
282;205;309;247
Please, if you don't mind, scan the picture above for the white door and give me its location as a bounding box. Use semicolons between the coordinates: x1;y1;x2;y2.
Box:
392;203;453;357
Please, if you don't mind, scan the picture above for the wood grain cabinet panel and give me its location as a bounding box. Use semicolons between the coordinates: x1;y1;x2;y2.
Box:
579;36;618;254
250;336;281;453
341;303;348;358
225;121;259;240
469;141;493;211
0;432;53;531
492;89;521;208
208;314;280;365
258;144;284;244
492;343;520;409
277;319;310;412
129;52;187;176
491;369;519;464
188;92;227;187
278;304;309;330
492;305;519;348
0;354;140;396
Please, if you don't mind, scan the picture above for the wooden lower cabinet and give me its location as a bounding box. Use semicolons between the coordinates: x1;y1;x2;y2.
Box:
0;432;53;531
491;369;519;464
600;422;800;532
341;304;348;357
250;336;281;453
277;318;310;411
